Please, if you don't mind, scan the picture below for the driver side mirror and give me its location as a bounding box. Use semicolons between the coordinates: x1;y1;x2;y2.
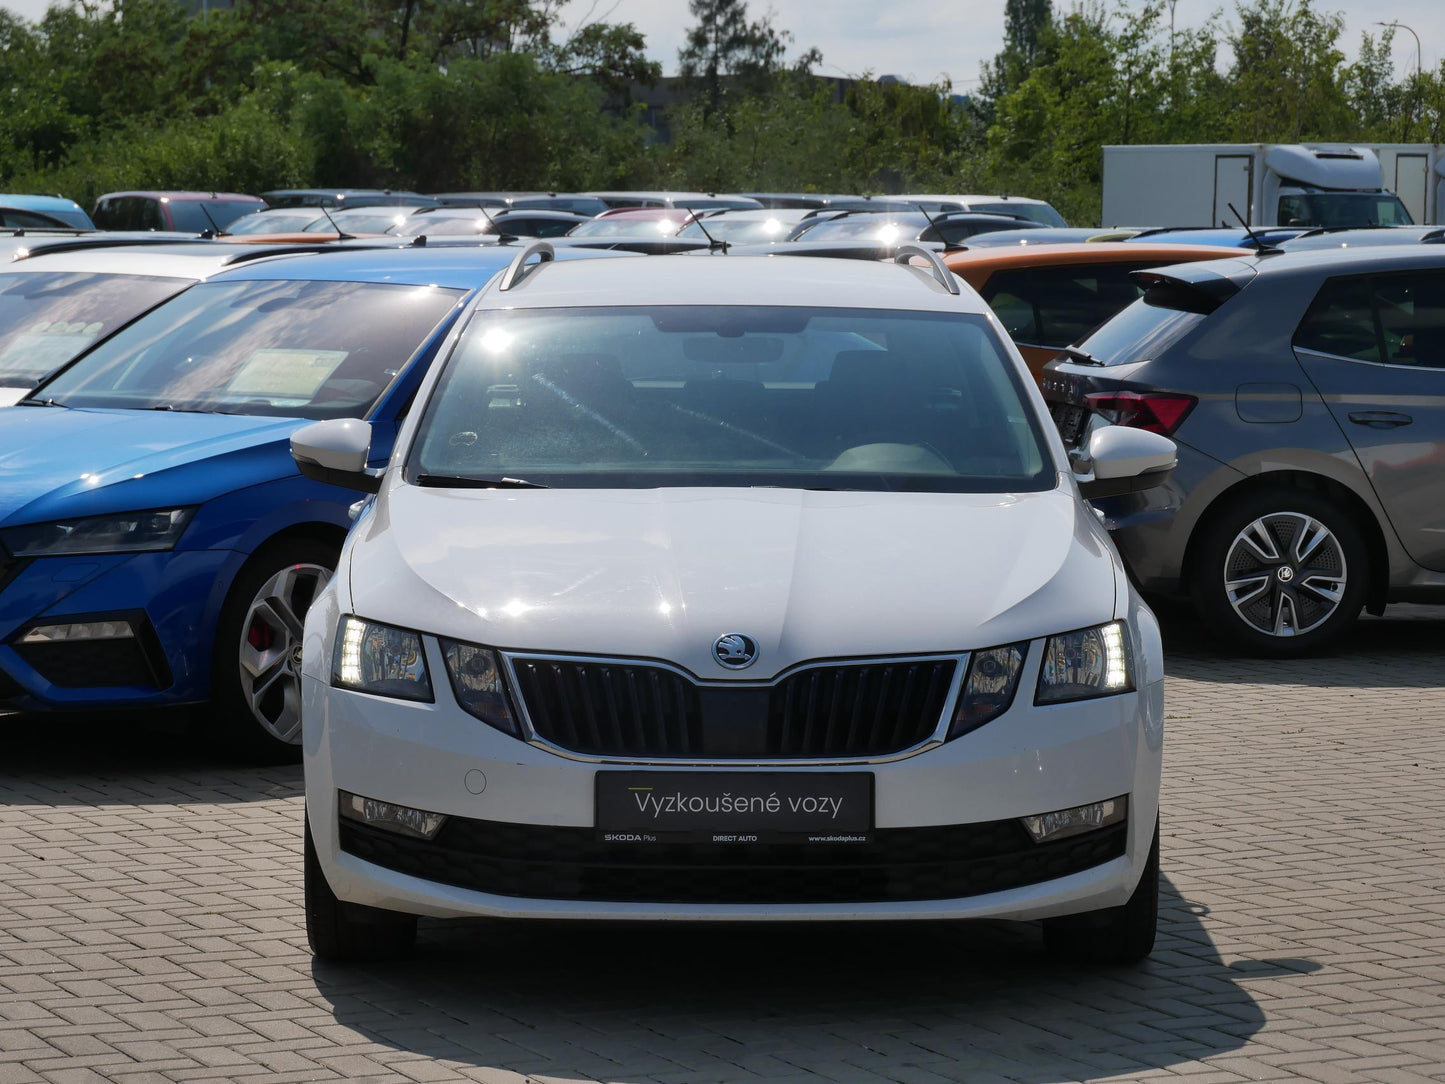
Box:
291;418;382;493
1074;425;1176;500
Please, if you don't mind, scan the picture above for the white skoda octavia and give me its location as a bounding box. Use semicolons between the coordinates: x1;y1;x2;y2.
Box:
293;244;1174;964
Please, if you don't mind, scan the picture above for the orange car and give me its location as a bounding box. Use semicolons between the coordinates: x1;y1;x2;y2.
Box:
941;243;1233;381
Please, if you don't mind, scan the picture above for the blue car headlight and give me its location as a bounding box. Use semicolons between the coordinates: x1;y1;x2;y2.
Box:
1;508;196;557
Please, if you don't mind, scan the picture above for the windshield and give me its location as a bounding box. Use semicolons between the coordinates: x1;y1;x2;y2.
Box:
972;202;1067;228
1278;193;1413;228
676;215;802;242
1072;295;1205;365
227;210;324;235
793;215;928;242
410;306;1051;492
568;217;684;238
308;209;416;233
391;212;496;236
168;201;263;231
35;279;465;416
0;272;187;388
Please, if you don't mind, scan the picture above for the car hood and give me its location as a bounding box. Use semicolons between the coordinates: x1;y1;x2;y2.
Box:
349;483;1119;679
0;407;306;526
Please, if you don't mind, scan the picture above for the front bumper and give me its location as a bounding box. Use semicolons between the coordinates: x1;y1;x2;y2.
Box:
303;638;1164;922
0;548;240;709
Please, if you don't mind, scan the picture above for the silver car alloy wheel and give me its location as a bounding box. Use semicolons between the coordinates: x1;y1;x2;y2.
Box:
1223;512;1347;637
238;563;332;744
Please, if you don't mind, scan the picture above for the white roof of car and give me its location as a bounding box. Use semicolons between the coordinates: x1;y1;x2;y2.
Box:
485;252;985;314
0;243;300;279
900;194;1056;207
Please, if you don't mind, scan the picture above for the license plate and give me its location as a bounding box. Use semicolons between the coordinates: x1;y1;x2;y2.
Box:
596;772;874;844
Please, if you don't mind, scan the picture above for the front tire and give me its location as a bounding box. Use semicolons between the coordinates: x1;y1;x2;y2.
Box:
1043;818;1159;966
305;816;417;962
210;537;336;762
1189;488;1367;657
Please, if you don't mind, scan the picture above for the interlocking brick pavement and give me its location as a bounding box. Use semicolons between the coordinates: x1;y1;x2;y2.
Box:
1;608;1444;1083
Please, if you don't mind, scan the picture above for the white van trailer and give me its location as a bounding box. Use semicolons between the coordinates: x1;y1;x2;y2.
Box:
1365;144;1444;224
1101;144;1413;228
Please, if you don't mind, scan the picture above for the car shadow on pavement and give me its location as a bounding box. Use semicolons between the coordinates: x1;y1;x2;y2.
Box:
1158;602;1445;688
312;874;1320;1083
0;708;302;805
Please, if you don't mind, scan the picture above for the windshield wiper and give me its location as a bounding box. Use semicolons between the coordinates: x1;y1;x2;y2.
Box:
414;474;549;489
16;396;62;407
1060;346;1106;366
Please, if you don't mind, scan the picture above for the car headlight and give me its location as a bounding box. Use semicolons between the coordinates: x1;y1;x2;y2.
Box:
2;508;196;557
948;642;1027;738
440;639;520;737
331;616;433;701
1036;621;1133;704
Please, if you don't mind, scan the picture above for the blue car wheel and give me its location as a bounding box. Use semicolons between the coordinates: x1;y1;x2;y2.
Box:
211;536;337;760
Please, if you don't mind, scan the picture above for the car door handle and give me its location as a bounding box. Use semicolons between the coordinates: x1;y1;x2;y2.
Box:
1348;411;1413;429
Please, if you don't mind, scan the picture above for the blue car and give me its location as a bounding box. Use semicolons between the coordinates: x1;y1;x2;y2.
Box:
0;243;622;758
0;194;95;230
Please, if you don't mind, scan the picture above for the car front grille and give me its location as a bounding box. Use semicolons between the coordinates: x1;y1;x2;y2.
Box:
508;656;957;760
339;814;1127;904
12;637;171;690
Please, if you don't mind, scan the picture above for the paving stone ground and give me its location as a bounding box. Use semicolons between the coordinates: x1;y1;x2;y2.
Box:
1;607;1444;1083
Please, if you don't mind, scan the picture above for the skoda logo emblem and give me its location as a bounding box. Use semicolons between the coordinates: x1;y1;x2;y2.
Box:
713;633;759;670
1277;566;1295;583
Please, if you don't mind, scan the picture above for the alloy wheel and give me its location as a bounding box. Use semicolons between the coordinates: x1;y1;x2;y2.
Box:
1223;512;1347;637
237;563;331;744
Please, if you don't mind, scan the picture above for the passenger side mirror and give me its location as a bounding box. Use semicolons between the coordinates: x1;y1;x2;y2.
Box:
291;418;382;493
1075;426;1176;500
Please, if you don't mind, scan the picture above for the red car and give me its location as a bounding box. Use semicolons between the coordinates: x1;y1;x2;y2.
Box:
92;191;266;233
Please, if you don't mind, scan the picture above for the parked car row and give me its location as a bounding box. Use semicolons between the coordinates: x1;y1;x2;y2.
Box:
0;231;1172;970
0;208;1441;970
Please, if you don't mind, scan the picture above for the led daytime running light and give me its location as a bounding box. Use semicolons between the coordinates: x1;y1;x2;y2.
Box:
1036;621;1133;705
331;616;433;701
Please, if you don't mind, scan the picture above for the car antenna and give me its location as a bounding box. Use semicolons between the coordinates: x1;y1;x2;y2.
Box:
1227;203;1282;255
197;201;224;239
685;206;728;253
318;202;355;241
473;204;517;243
914;202;964;252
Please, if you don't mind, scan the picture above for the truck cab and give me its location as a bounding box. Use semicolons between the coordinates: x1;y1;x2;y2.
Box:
1264;146;1411;228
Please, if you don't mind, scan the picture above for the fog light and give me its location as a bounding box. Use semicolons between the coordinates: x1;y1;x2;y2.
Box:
338;790;447;841
19;620;135;643
1021;796;1127;843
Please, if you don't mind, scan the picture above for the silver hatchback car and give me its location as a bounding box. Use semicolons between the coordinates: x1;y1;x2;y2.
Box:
1043;246;1445;655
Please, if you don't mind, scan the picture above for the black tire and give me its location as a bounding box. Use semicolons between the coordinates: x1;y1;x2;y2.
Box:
210;537;338;763
1043;818;1159;966
305;816;417;962
1189;487;1367;657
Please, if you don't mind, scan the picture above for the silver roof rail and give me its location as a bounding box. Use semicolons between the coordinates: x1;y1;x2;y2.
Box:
498;240;555;291
893;243;959;295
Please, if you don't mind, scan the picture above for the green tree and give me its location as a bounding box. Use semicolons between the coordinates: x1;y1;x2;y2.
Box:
678;0;820;110
984;1;1227;224
977;0;1054;124
1224;0;1353;141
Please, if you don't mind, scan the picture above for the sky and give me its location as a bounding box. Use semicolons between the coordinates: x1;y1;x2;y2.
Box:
2;0;1441;92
